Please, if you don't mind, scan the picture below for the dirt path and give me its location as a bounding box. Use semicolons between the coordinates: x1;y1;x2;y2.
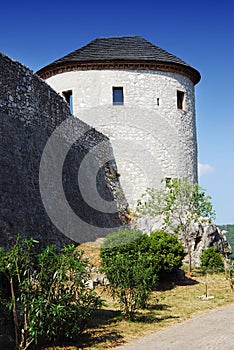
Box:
116;303;234;350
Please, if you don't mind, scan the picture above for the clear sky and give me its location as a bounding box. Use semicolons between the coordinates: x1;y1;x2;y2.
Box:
1;0;233;224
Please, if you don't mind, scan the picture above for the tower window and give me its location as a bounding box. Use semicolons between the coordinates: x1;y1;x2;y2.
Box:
157;98;160;106
62;90;73;113
177;90;185;110
113;87;124;105
165;177;172;185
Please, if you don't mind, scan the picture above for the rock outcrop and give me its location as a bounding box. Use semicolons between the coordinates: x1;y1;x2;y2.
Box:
188;221;232;266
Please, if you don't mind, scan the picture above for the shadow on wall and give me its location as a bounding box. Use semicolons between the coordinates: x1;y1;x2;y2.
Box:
0;53;128;250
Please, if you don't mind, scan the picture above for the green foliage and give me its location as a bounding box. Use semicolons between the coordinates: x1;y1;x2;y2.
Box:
102;227;143;248
100;228;185;319
100;228;156;319
217;224;234;253
102;252;156;319
146;230;185;276
0;236;103;350
137;178;215;275
137;178;215;222
200;247;224;271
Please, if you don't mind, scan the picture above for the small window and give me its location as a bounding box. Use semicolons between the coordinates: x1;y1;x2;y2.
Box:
62;90;73;113
113;87;124;105
165;177;172;185
177;90;185;110
157;98;160;106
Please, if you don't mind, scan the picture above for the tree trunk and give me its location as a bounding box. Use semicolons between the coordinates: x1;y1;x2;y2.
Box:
10;277;19;348
187;251;192;277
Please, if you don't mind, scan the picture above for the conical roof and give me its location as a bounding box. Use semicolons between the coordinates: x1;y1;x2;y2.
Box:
37;36;200;84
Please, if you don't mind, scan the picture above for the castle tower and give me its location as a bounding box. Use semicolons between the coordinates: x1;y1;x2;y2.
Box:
37;36;201;208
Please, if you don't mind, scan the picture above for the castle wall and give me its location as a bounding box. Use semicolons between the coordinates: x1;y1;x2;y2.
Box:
46;69;198;207
0;53;127;249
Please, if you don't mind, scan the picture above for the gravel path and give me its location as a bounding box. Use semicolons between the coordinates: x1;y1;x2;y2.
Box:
116;304;234;350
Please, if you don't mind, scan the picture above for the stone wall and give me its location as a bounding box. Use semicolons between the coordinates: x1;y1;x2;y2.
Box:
46;69;197;207
0;53;128;250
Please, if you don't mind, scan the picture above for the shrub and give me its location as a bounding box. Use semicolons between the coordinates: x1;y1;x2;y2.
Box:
100;228;185;319
200;247;224;271
0;236;103;350
147;230;185;277
100;229;156;319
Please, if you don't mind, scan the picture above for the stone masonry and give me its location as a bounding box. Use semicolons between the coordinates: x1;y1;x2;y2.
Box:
0;52;128;249
46;69;197;207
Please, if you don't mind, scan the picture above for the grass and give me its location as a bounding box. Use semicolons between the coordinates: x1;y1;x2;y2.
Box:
42;243;234;350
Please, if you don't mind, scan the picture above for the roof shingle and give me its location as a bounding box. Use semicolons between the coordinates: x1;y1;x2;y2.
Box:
53;36;188;65
37;36;200;84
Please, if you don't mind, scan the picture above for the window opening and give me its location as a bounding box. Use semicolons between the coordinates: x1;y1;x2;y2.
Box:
113;87;124;105
177;90;185;110
62;90;73;113
165;177;172;185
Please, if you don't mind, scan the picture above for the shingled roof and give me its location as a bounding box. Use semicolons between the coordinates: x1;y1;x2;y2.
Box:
37;36;200;84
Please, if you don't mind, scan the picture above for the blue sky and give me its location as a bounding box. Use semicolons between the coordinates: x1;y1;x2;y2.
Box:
1;0;233;224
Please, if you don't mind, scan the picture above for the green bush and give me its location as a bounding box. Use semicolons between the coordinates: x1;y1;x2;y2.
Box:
200;247;224;271
100;228;185;319
0;236;103;350
100;228;156;319
138;230;186;277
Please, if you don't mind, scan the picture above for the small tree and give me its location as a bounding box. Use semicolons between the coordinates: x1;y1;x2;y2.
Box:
137;178;215;276
100;228;157;320
0;236;103;350
100;228;185;319
200;247;224;271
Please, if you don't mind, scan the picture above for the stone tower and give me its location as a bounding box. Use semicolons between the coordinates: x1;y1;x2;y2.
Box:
37;36;201;208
